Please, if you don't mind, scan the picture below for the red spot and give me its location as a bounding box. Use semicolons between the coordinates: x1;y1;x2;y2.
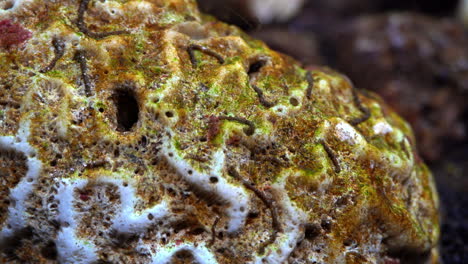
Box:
0;19;32;49
226;134;241;146
175;239;183;246
79;192;90;201
207;116;221;141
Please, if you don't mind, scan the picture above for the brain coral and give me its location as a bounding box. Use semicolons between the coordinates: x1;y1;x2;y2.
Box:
0;0;439;263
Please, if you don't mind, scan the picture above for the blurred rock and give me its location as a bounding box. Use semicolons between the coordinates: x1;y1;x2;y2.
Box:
250;27;323;65
432;145;468;264
333;13;468;161
197;0;304;29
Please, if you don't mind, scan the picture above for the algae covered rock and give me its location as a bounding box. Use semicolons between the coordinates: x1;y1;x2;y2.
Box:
0;0;439;263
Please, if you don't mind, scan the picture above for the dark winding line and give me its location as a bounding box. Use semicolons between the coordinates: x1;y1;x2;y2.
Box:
187;44;224;67
251;85;276;108
40;37;66;73
227;167;281;254
209;216;220;246
77;0;128;39
348;88;371;126
219;116;255;136
305;71;314;100
74;50;92;97
320;139;341;174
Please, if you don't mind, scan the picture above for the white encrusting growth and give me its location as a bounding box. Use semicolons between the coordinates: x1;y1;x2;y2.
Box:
334;121;364;145
151;242;218;264
54;175;173;263
99;177;170;233
253;170;307;264
162;139;250;233
0;119;42;238
55;179;98;264
373;121;393;135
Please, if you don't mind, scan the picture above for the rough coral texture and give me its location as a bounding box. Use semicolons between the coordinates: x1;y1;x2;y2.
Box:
0;0;439;263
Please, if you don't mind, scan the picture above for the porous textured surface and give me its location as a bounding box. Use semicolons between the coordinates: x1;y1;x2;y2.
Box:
0;0;439;263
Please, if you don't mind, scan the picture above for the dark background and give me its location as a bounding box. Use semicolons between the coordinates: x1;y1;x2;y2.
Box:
199;0;468;263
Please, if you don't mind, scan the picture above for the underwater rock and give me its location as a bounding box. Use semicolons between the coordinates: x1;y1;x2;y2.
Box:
0;0;438;263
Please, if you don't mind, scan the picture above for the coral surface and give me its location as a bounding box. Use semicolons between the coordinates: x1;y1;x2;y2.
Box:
0;0;439;263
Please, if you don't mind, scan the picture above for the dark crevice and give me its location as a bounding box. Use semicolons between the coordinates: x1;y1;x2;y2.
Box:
40;240;58;260
248;59;267;75
76;0;128;39
227;167;281;254
113;87;139;132
0;99;20;109
304;223;321;240
40;37;66;73
386;247;432;264
108;229;138;249
187;44;224;67
0;226;35;261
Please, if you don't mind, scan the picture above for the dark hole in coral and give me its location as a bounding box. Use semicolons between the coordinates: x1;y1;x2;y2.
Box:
343;238;354;246
189;226;206;235
248;211;260;219
248;60;267;75
320;218;332;232
289;97;299;106
140;135;147;146
40;240;57;260
113;87;139;132
304;223;321;240
209;176;218;183
165;111;174;118
174;249;195;260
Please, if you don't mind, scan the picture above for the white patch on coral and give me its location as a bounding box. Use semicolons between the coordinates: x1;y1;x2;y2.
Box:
162;139;249;233
55;178;98;264
94;0;124;18
253;170;307;264
99;177;170;233
373;121;393;135
270;104;292;117
317;79;331;93
151;242;218;264
0;119;42;238
334;121;363;145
